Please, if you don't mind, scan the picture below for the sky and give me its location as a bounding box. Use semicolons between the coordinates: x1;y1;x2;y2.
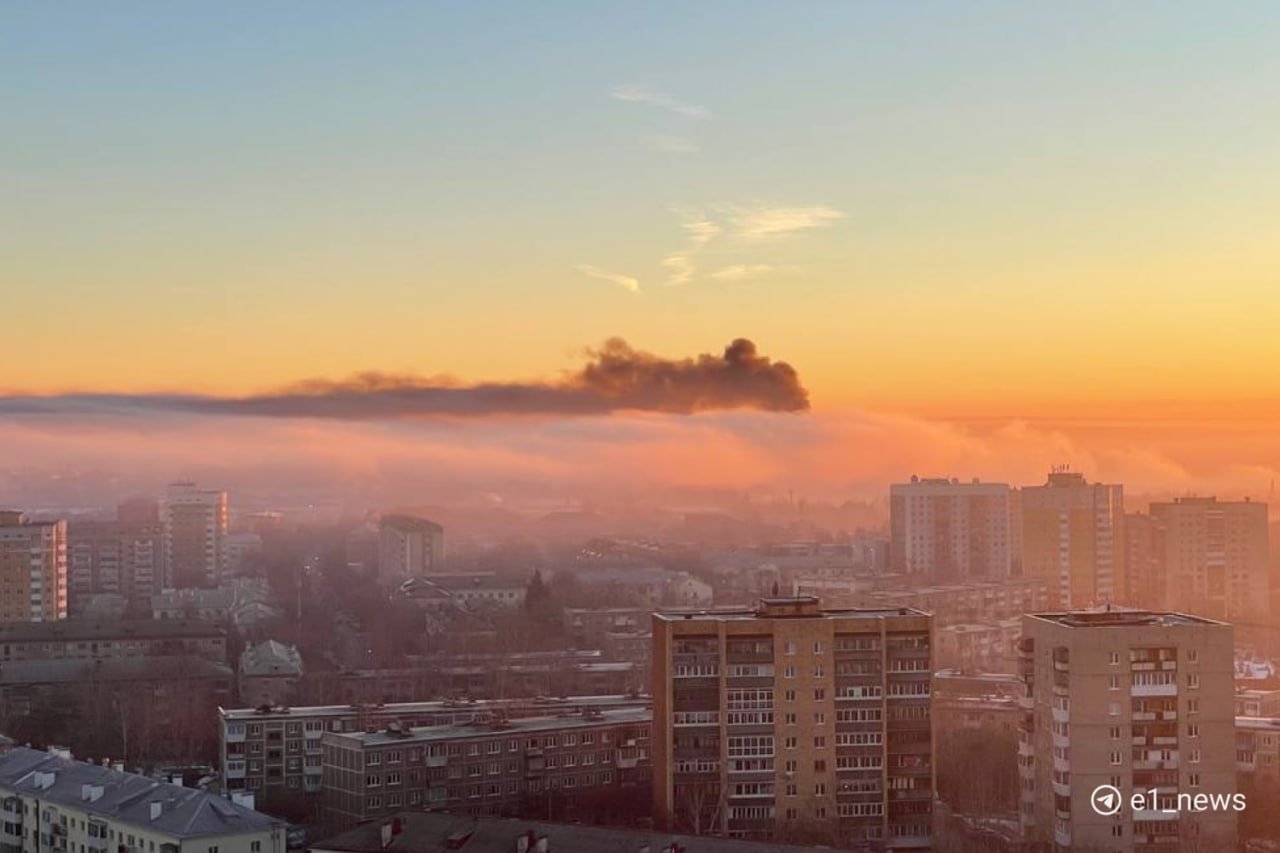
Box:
5;2;1280;505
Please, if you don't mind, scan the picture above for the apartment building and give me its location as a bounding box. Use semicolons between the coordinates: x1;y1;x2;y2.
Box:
1020;470;1125;609
319;707;651;829
219;695;650;795
0;512;67;623
162;483;228;588
1017;611;1236;851
889;476;1013;581
0;619;226;663
1148;497;1269;623
652;597;934;848
0;746;283;853
1235;716;1280;791
377;515;444;580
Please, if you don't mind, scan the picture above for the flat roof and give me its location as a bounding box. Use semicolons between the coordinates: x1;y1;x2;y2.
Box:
325;707;651;748
312;811;862;853
1026;611;1226;629
0;618;225;642
220;694;650;721
654;604;930;623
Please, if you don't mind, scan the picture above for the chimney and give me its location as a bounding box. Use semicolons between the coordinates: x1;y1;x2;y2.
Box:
150;801;163;821
534;838;549;853
111;760;125;773
231;791;255;810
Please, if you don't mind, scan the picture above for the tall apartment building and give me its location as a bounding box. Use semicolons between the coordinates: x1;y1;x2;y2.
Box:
377;515;445;580
219;695;650;796
652;597;934;847
890;477;1012;581
68;517;165;610
0;511;67;623
1017;611;1236;851
0;746;283;853
1123;513;1164;610
1021;470;1125;609
162;483;228;588
320;707;651;829
1148;497;1268;623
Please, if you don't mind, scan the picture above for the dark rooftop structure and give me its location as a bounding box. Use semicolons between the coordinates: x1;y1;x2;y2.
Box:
311;812;860;853
0;618;225;642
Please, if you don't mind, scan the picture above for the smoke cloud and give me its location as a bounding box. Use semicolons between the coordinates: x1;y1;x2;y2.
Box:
0;338;809;420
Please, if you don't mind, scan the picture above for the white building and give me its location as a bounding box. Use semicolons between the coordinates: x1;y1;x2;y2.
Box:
0;746;284;853
889;476;1014;581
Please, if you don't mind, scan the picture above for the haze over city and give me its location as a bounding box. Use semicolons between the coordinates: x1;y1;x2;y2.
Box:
8;3;1280;510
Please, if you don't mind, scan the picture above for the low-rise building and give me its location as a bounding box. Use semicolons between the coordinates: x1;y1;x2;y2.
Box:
0;746;283;852
239;640;303;708
320;707;652;829
0;619;226;663
219;694;649;797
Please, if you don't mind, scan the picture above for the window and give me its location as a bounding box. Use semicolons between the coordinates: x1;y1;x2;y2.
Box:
814;782;826;795
784;713;796;724
1108;675;1122;691
814;736;826;748
784;690;796;702
813;664;824;677
1189;773;1201;787
1187;699;1200;714
1109;751;1122;765
1189;748;1201;764
1109;651;1120;665
783;666;795;678
1108;702;1121;716
1109;726;1122;739
1188;724;1199;738
814;688;826;701
1187;673;1200;689
784;641;796;656
785;737;797;749
813;641;824;654
1187;649;1198;663
813;712;825;725
814;759;826;772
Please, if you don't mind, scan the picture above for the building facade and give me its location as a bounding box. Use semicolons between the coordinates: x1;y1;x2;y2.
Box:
1020;470;1125;609
162;483;228;588
219;695;650;797
889;477;1013;581
1148;497;1269;624
0;512;67;623
319;708;651;829
377;516;445;580
652;597;934;847
1017;611;1236;851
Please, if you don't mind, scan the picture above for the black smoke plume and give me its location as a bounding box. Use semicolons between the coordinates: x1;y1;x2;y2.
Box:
0;338;809;419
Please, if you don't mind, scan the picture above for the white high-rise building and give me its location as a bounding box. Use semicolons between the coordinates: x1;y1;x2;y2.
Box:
162;482;228;588
890;476;1013;581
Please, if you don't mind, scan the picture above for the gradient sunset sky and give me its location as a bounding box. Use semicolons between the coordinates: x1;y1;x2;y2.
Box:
6;2;1280;502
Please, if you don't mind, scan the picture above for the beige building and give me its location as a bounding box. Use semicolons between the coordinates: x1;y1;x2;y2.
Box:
1021;471;1125;609
1148;497;1269;624
652;597;933;848
162;483;228;588
1018;611;1236;851
890;477;1013;581
0;511;67;623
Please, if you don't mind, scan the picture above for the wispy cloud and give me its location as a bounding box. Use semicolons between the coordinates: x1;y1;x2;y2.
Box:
662;254;695;286
681;216;723;246
707;264;775;282
611;85;711;120
646;135;699;154
718;204;846;240
576;264;640;294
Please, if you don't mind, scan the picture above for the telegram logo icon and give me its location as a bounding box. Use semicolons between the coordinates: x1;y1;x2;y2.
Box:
1091;784;1123;816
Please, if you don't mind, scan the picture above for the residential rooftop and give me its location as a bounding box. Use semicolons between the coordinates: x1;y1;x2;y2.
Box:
0;618;225;642
655;596;930;623
325;707;651;748
220;693;650;721
1027;610;1226;629
0;747;282;839
312;811;858;853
